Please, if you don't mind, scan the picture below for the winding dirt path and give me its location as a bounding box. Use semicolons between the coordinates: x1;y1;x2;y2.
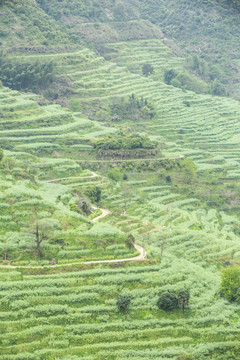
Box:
0;203;147;269
0;244;146;269
91;207;111;222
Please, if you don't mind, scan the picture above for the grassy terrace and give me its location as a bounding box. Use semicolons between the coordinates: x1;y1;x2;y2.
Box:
0;87;118;158
0;260;238;360
2;24;240;360
0;158;138;266
38;39;240;177
10;38;239;177
0;87;136;266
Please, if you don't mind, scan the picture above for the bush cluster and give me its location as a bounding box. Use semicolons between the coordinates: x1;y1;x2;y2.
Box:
94;133;157;151
0;57;56;93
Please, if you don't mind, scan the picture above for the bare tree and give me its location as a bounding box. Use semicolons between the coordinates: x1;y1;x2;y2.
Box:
30;214;60;258
34;217;47;258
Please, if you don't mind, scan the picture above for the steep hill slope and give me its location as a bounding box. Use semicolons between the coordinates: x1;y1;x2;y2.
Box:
2;1;240;359
32;0;240;97
0;0;70;50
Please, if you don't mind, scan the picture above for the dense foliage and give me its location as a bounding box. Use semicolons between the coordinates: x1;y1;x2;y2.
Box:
110;94;156;122
142;63;154;76
84;185;102;204
137;0;240;96
94;133;157;151
116;294;132;312
157;292;178;311
0;57;56;93
220;267;240;302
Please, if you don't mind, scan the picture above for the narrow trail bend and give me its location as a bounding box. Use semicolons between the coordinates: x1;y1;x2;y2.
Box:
91;206;111;222
0;202;147;269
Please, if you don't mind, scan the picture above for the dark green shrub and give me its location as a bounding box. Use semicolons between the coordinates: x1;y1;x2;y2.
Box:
157;292;178;311
166;175;172;183
117;294;131;312
142;63;154;76
164;69;177;85
85;186;101;203
95;133;157;151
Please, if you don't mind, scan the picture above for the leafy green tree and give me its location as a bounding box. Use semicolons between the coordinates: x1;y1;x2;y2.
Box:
171;72;208;94
95;133;156;151
220;267;240;302
109;94;155;122
85;186;101;203
125;234;135;249
157;292;178;311
164;69;177;85
166;175;171;183
71;189;91;214
117;294;131;312
190;54;209;80
159;232;168;258
142;63;154;76
0;232;19;261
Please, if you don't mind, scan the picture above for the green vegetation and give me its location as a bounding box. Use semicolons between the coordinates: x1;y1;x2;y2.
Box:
157;292;178;311
2;0;240;359
94;133;157;151
85;185;101;204
142;63;154;76
117;294;132;313
220;267;240;302
0;57;56;93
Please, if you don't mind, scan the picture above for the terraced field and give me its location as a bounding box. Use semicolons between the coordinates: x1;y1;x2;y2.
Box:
18;39;239;178
101;176;240;264
10;40;240;181
2;22;240;360
1;260;239;360
0;86;118;160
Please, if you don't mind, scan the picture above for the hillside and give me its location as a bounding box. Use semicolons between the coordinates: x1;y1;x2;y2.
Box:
1;1;240;359
34;0;240;97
